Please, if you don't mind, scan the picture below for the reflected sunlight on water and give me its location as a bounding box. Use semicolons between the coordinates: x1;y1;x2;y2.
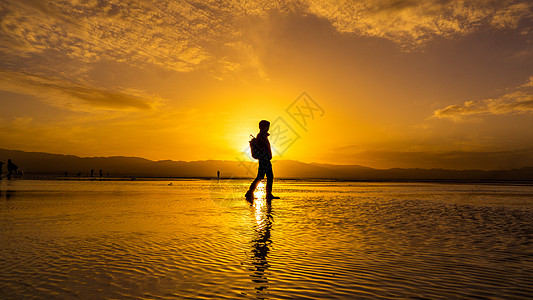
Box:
248;196;272;298
253;181;266;200
0;179;532;299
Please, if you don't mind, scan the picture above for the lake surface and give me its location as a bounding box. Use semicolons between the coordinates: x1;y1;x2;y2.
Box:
1;179;532;299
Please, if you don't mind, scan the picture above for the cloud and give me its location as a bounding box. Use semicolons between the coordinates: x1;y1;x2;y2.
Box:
433;76;533;120
0;69;162;111
305;0;532;47
1;0;531;76
490;2;532;28
0;0;229;72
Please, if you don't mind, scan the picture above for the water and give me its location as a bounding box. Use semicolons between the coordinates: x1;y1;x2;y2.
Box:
1;179;532;299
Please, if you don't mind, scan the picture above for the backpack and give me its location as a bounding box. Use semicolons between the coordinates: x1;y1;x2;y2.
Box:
249;134;261;159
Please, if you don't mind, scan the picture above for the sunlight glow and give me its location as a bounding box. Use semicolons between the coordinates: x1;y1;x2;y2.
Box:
254;181;266;200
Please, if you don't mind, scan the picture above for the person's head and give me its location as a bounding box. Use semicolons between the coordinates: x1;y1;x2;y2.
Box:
259;120;270;132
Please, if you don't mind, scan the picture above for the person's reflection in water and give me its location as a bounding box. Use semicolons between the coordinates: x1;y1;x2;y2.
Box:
248;198;273;299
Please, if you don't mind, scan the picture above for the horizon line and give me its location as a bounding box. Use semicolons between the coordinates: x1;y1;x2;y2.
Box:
1;148;532;172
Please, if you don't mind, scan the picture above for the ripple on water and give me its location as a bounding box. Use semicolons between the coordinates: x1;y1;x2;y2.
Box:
0;180;532;299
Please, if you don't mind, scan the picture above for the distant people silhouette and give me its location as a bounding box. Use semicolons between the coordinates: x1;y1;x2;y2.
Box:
245;120;280;201
90;169;94;177
99;169;103;178
0;161;3;178
217;170;220;180
7;159;18;180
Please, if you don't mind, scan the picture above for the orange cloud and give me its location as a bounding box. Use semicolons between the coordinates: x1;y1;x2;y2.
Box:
0;69;162;111
433;76;533;120
0;1;222;72
306;0;532;47
2;0;530;76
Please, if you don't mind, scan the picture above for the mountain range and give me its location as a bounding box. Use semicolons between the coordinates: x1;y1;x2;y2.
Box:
1;149;532;181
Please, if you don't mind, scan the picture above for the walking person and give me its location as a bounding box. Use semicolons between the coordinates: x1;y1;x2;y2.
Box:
245;120;280;201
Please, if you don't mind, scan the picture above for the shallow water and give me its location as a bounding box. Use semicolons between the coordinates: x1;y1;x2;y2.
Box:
1;179;532;299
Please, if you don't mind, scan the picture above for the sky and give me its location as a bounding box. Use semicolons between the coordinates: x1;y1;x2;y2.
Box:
1;0;532;170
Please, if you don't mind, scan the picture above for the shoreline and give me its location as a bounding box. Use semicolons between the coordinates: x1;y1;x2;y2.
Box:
2;175;532;185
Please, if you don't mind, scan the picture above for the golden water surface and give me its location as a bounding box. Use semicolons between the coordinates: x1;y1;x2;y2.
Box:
1;179;532;299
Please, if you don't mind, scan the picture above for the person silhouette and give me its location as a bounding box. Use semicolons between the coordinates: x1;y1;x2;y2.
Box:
245;120;280;201
217;170;220;180
7;159;18;179
0;161;3;178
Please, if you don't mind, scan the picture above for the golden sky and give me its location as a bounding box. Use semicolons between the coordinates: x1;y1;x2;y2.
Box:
1;0;532;169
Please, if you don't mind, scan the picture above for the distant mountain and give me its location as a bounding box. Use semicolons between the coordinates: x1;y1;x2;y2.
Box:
1;149;532;181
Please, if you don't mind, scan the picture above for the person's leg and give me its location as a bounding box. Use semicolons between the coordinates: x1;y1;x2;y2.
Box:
248;173;264;194
265;161;279;199
265;165;273;196
246;162;266;198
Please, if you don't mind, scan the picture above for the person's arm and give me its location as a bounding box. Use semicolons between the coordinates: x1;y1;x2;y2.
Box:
257;133;271;160
267;138;272;160
262;135;272;160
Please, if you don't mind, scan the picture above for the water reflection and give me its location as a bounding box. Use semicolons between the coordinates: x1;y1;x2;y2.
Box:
253;182;266;200
248;197;273;299
0;190;15;199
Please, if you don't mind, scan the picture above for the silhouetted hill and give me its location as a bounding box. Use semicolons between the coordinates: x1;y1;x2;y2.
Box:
1;149;532;181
